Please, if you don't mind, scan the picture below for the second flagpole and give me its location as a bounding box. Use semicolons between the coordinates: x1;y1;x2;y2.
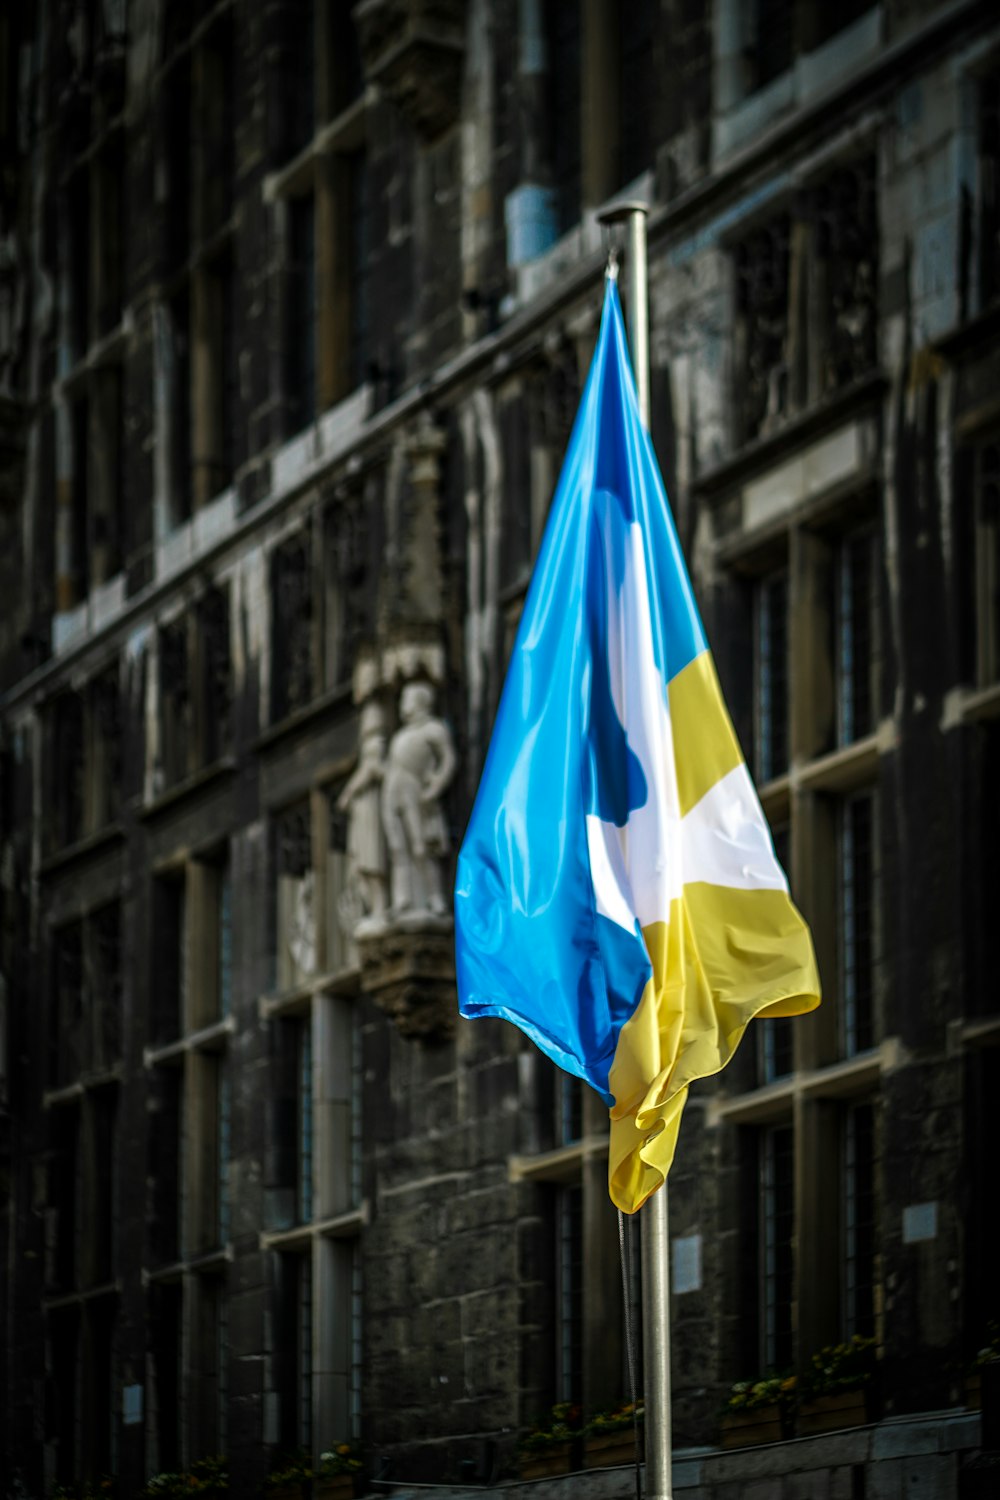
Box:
598;198;673;1500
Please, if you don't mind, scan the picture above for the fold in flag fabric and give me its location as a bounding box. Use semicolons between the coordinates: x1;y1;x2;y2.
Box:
454;281;820;1214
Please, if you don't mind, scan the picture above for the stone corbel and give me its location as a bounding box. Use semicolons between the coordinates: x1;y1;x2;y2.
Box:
352;0;465;141
357;921;456;1041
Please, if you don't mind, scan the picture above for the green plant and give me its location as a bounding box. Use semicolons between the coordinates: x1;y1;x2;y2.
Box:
138;1456;228;1496
971;1321;1000;1371
318;1443;363;1477
584;1401;644;1437
722;1373;797;1414
264;1453;313;1490
52;1483;115;1499
801;1335;877;1400
518;1402;583;1453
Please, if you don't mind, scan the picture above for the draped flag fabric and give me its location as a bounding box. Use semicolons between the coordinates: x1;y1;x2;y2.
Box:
454;281;820;1214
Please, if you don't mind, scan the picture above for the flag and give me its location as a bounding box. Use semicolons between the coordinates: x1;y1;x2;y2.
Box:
454;281;820;1214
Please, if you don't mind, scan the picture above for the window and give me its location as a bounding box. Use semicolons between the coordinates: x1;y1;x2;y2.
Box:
155;17;237;527
839;791;878;1056
754;570;789;782
325;784;355;977
44;1087;119;1480
48;1104;82;1294
156;587;233;790
276;1251;314;1452
732;156;878;447
835;529;879;745
741;1;875;97
275;799;315;991
751;0;794;90
149;1282;183;1471
45;666;122;853
49;904;123;1086
296;1017;314;1224
287;194;317;431
734;215;791;444
265;990;363;1448
56;130;127;604
271;532;317;723
761;1124;794;1370
270;2;368;432
146;849;234;1465
322;490;377;694
545;0;582;235
152;869;187;1044
555;1184;584;1405
190;1273;227;1457
158;617;192;787
148;1069;183;1267
977;65;1000;311
973;437;1000;686
556;1074;584;1148
843;1101;876;1339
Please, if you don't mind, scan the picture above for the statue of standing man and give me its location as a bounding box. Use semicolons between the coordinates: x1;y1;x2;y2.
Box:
382;682;456;918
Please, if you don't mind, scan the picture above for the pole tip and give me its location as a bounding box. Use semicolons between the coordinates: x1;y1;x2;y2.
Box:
605;246;620;283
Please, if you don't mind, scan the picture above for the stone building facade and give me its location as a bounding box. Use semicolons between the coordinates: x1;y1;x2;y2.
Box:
0;1;998;1497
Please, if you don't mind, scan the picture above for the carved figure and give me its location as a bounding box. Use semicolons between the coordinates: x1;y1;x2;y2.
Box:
337;702;388;931
382;682;456;917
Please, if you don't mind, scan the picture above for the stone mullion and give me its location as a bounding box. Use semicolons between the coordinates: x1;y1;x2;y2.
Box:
88;364;122;586
190;265;226;510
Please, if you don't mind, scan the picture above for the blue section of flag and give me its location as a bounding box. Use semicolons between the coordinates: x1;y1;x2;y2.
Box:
454;283;706;1098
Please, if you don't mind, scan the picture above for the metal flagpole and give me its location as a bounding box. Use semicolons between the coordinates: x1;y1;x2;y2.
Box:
597;198;673;1500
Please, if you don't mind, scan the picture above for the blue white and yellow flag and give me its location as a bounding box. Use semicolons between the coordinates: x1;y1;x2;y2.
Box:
455;282;820;1214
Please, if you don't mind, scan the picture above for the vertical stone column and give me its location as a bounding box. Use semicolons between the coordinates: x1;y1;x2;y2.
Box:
190;266;224;510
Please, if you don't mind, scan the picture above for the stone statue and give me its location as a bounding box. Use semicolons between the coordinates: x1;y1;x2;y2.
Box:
336;702;388;933
382;681;456;918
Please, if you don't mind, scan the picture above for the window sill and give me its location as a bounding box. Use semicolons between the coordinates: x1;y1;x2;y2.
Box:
144;1245;233;1283
260;1202;368;1250
139;756;238;821
961;1015;1000;1047
508;1134;609;1185
259;965;361;1018
943;681;1000;726
39;821;126;879
255;681;353;754
711;1043;888;1125
43;1066;123;1109
713;8;881;164
55;318;129;399
264;92;371;202
144;1015;235;1068
696;372;886;505
44;1279;121;1311
795;727;886;795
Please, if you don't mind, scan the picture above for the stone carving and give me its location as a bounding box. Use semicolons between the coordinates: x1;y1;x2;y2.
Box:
354;0;465;141
336;701;388;935
382;681;456;918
